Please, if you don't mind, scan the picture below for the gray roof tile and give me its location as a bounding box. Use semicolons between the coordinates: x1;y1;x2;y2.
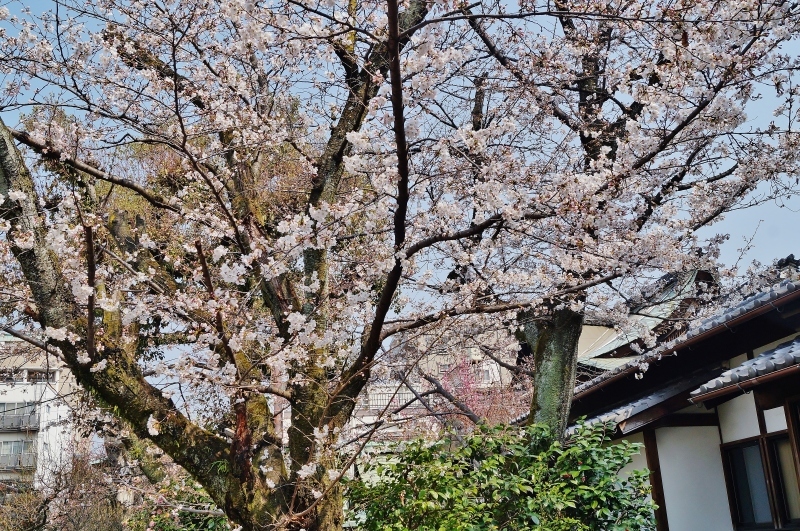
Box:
574;278;800;396
690;336;800;397
567;368;721;434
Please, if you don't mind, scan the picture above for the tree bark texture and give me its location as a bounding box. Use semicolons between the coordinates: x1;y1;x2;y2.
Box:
521;308;584;438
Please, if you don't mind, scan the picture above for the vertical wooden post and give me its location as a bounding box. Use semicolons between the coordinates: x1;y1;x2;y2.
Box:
643;429;670;531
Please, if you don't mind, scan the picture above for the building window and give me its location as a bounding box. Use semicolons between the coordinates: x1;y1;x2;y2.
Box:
0;370;23;382
0;440;32;455
723;434;800;529
726;442;772;526
0;440;35;468
28;371;55;383
771;436;800;524
1;402;35;415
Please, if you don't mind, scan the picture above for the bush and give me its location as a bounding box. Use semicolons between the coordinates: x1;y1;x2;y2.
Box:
346;422;656;531
126;478;230;531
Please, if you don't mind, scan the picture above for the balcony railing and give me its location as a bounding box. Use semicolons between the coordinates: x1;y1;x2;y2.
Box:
0;453;36;470
0;414;39;431
358;392;418;411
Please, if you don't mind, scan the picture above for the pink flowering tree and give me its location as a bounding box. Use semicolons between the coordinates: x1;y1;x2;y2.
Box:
0;0;799;529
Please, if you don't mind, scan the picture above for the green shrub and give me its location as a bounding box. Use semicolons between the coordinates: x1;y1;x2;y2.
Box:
126;478;230;531
346;422;656;531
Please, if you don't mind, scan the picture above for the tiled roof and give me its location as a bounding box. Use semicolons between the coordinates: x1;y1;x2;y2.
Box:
579;356;639;370
566;389;673;435
578;271;697;362
690;336;800;398
568;368;720;435
573;278;800;396
685;279;799;340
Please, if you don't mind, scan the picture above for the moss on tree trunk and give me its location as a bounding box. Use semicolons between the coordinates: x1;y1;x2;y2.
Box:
522;308;584;438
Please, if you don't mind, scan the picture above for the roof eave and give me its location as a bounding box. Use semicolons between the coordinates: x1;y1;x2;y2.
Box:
573;285;800;402
688;363;800;404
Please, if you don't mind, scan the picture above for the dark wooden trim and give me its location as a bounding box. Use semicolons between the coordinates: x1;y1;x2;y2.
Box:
720;438;777;530
720;442;746;530
620;389;710;434
643;429;669;531
783;394;800;406
761;436;783;529
649;412;719;429
722;433;768;449
786;400;800;528
757;395;769;435
719;425;800;530
755;379;782;528
756;378;800;411
721;431;790;449
765;433;800;529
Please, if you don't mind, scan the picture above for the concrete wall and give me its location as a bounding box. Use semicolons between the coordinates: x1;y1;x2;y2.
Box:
656;426;733;531
0;371;75;487
35;384;74;488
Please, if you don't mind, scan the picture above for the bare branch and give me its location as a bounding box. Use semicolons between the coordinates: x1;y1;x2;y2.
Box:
381;272;621;339
420;372;482;424
10;129;180;213
83;225;96;361
480;345;534;377
0;327;61;357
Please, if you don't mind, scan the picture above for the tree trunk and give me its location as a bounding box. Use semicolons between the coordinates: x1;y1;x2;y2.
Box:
521;308;584;438
299;483;344;531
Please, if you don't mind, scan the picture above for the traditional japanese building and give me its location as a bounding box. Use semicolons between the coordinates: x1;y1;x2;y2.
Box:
572;259;800;531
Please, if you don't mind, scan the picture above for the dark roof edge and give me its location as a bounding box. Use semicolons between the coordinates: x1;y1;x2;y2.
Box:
688;363;800;404
573;281;800;401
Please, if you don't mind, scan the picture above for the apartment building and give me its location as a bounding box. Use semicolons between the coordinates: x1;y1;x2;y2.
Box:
0;334;74;492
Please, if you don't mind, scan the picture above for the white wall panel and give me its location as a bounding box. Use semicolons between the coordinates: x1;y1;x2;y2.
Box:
718;393;760;443
656;426;733;531
764;406;788;433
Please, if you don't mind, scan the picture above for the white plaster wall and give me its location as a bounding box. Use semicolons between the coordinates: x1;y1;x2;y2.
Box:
656;426;733;531
718;392;761;443
764;406;788;433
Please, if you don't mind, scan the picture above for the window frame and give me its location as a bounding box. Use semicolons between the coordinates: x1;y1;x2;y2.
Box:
768;434;800;527
722;435;779;530
721;398;800;531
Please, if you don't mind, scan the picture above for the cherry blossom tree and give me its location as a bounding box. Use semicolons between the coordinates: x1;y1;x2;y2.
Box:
0;0;799;529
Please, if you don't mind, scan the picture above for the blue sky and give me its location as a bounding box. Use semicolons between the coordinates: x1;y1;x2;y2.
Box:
698;87;800;269
703;185;800;269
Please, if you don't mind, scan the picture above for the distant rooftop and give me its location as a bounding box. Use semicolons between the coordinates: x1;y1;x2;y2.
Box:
574;275;800;396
